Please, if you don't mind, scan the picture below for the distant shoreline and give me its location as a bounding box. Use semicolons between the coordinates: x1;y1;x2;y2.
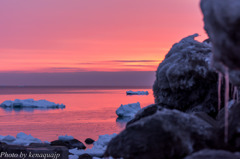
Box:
0;85;152;89
0;86;152;95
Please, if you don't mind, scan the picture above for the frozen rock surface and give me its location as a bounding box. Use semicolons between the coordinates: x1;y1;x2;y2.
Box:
201;0;240;70
69;133;117;158
126;90;149;95
105;108;215;159
0;99;65;108
116;102;141;118
0;132;42;146
153;34;219;117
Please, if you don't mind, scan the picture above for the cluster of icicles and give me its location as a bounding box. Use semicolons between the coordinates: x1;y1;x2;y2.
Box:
218;67;239;144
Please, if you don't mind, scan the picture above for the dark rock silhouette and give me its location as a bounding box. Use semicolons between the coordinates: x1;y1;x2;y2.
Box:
201;0;240;70
105;108;215;159
85;138;95;145
153;34;219;117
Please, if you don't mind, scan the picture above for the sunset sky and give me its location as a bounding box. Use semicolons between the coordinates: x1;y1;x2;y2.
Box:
0;0;207;86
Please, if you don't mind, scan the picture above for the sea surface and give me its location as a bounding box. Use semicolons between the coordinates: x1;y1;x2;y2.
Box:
0;86;154;143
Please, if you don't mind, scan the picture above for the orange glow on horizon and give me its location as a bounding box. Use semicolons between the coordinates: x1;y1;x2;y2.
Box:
0;0;207;73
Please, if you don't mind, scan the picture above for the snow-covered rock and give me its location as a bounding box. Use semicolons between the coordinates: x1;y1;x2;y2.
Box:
69;133;117;158
116;102;141;118
0;132;42;146
126;90;149;95
153;34;220;117
0;99;65;108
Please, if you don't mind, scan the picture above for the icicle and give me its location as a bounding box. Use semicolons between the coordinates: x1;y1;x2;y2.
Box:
224;66;229;144
218;72;222;111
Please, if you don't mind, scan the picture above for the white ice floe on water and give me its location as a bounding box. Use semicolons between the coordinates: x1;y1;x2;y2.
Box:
0;99;65;108
126;90;149;95
116;102;141;118
58;135;74;141
69;133;117;157
0;132;42;146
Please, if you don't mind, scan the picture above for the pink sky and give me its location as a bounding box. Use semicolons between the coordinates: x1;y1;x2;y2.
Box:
0;0;207;73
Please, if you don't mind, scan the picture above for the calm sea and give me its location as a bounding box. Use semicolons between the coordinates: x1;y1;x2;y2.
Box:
0;86;154;143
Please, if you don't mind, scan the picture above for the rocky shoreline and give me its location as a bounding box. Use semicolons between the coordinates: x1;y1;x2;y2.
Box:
2;0;240;158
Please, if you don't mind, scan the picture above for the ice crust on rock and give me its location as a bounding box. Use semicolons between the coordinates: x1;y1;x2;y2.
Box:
153;34;219;116
116;102;141;118
0;99;65;108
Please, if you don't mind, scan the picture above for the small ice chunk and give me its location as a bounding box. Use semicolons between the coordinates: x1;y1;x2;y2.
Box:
44;141;50;144
58;135;74;141
126;90;149;95
0;99;65;108
116;102;141;118
2;135;16;142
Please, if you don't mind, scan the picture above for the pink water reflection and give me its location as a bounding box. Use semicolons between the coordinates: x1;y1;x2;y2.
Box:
0;87;154;143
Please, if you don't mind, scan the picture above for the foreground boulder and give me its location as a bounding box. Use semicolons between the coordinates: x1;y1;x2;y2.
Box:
126;104;161;126
153;34;219;117
105;108;215;159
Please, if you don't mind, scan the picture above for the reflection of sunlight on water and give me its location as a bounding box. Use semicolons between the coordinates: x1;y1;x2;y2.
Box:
0;87;154;143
